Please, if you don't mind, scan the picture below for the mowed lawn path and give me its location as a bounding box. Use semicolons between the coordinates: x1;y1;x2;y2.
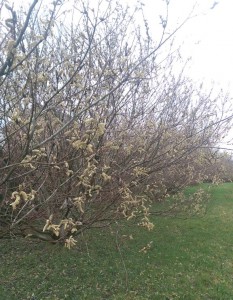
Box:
1;183;233;299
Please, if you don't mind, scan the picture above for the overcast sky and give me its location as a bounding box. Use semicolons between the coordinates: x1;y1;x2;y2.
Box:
136;0;232;89
133;0;233;149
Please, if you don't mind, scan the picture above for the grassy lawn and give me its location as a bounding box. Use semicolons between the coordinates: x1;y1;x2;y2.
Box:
1;183;233;299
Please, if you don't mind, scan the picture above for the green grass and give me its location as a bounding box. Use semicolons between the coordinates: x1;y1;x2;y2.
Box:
1;183;233;299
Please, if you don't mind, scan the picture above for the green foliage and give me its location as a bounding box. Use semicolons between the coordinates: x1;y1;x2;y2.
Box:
1;183;233;299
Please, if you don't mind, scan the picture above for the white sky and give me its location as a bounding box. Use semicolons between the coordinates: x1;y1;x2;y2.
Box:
134;0;233;88
133;0;233;149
